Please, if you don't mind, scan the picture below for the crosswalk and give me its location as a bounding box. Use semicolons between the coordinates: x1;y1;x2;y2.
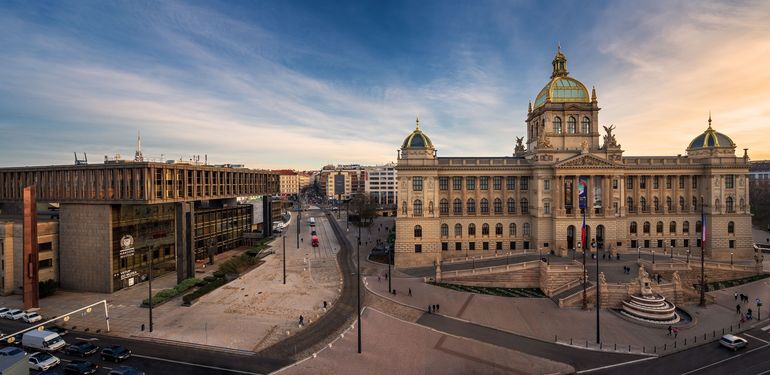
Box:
761;324;770;332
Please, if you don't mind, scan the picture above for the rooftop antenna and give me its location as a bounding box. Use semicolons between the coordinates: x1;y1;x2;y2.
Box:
134;130;144;162
74;152;88;165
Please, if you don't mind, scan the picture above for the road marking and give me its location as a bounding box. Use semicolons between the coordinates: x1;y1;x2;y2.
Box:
761;325;770;332
76;337;98;341
132;354;261;375
577;356;657;373
745;333;770;344
680;343;769;375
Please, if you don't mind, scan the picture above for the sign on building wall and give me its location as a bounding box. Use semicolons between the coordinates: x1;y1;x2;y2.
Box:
593;176;602;208
119;235;135;258
578;176;588;209
334;174;345;195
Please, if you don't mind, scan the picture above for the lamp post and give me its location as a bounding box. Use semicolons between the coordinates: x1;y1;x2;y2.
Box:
283;234;287;284
387;245;392;294
731;252;734;265
147;245;155;333
357;217;362;354
687;249;691;264
652;250;655;264
593;238;600;345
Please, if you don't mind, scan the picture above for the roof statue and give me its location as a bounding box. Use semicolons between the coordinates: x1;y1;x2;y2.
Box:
514;136;526;155
603;124;620;149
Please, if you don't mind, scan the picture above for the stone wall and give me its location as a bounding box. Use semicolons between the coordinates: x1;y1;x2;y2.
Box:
59;204;113;293
438;260;584;297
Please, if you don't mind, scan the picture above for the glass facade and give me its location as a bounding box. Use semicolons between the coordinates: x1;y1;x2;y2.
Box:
194;205;252;261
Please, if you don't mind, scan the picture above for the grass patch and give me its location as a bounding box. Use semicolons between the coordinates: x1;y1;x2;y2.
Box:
142;277;202;306
699;273;770;292
183;277;226;305
218;252;260;275
429;282;546;298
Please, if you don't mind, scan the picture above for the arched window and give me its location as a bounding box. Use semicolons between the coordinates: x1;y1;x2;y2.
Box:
653;197;660;212
523;223;531;236
726;197;734;212
413;199;423;216
402;201;407;215
507;198;516;213
494;198;502;214
670;221;676;233
656;221;663;233
627;197;634;212
468;223;476;236
640;197;647;212
666;196;672;212
679;196;685;211
728;221;735;234
441;224;448;237
715;198;721;211
740;198;746;210
521;198;529;214
692;197;697;211
553;117;562;134
683;221;690;233
495;223;503;236
467;198;476;214
581;116;590;134
414;225;422;238
482;223;490;236
453;198;462;215
480;198;489;214
454;223;462;237
440;199;448;215
509;223;517;236
643;222;650;234
568;116;576;134
630;222;637;234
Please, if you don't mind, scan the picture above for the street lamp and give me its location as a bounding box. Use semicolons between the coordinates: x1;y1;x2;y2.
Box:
146;245;155;333
687;249;691;264
637;245;641;260
357;217;363;354
283;233;287;285
731;252;734;265
652;250;655;264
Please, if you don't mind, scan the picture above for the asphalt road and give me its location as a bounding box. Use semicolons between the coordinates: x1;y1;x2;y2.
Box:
417;313;645;372
588;324;770;374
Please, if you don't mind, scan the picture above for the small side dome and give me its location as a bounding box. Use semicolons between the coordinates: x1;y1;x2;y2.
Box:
401;117;434;149
687;114;736;152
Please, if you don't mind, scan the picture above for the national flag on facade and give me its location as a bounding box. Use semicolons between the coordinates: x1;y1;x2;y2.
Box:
581;211;586;248
701;206;707;247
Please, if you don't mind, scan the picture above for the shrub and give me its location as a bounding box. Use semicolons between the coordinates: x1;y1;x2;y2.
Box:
213;271;225;278
183;277;226;304
203;276;217;283
39;279;59;298
142;277;200;306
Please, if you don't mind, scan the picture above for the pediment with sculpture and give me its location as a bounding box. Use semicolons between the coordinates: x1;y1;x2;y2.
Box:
555;154;617;168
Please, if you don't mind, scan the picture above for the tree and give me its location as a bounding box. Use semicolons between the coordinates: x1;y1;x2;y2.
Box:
349;193;378;224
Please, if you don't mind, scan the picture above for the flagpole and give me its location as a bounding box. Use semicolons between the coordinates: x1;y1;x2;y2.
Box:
699;204;706;307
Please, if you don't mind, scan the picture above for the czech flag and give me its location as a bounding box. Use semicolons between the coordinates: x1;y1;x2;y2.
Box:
701;206;707;248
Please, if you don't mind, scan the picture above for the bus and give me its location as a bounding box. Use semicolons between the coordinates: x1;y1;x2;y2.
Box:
311;235;319;247
309;217;316;227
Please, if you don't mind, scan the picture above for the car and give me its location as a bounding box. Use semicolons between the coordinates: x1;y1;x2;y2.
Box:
47;325;69;336
3;309;23;320
108;366;145;375
6;333;23;346
0;307;9;317
64;341;99;357
23;312;43;323
720;334;748;351
0;346;26;357
101;345;131;362
28;351;61;371
63;360;98;374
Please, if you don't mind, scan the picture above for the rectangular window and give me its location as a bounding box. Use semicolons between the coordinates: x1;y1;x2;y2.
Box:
679;176;685;189
453;177;463;190
493;176;502;190
455;242;462;251
626;176;633;190
697;239;702;247
544;179;551;191
640;176;647;189
480;176;489;190
442;242;448;251
415;244;422;253
683;239;689;248
670;239;676;248
469;242;476;251
613;179;619;189
39;242;53;251
692;176;698;189
729;240;735;249
657;240;663;248
520;177;529;191
644;240;650;248
413;176;423;191
613;202;619;214
439;177;448;191
630;239;637;248
544;202;551;215
666;176;672;189
496;242;502;250
466;177;476;190
653;176;659;189
507;176;516;190
725;175;735;189
482;242;489;250
510;241;516;250
523;241;530;250
39;258;53;269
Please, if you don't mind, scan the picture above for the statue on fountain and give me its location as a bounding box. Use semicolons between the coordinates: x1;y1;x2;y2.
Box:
638;265;653;297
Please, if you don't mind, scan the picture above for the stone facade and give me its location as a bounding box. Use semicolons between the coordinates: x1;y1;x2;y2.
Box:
395;49;754;269
59;204;113;293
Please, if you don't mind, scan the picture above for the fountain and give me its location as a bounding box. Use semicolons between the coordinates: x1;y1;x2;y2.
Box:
620;266;680;324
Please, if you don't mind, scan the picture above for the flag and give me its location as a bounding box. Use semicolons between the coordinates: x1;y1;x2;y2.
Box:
581;212;586;248
701;206;706;248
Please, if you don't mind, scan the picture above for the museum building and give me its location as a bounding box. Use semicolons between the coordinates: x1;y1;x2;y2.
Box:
395;48;753;268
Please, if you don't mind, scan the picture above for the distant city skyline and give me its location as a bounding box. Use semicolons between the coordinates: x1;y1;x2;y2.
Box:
1;0;769;170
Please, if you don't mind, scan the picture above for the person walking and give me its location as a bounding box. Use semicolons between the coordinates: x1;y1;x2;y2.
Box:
673;327;679;338
408;288;412;296
436;304;440;312
299;315;304;326
737;304;742;314
428;305;432;314
667;325;672;336
735;292;738;301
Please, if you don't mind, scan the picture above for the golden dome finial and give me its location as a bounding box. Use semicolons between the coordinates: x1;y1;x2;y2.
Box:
708;111;712;129
551;44;568;78
416;113;420;130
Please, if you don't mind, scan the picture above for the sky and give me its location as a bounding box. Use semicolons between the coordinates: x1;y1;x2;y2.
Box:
1;0;769;170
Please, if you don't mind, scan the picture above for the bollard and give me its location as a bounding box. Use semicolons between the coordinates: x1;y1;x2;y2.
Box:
600;342;603;350
684;338;687;345
704;333;707;340
664;343;667;351
614;343;617;351
628;345;631;352
713;330;716;338
654;346;657;354
643;346;646;353
694;336;697;343
555;335;558;342
739;323;741;329
570;338;573;345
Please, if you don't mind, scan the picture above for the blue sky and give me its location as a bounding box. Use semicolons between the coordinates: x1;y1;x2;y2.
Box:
1;0;769;169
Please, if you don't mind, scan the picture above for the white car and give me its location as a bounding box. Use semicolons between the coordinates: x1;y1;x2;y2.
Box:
22;312;43;323
0;307;9;317
720;334;748;351
4;309;24;320
28;351;61;371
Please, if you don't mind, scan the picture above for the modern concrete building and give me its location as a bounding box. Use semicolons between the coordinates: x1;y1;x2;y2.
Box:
395;48;754;268
365;163;397;206
0;219;58;295
0;161;278;292
750;161;770;185
275;169;301;197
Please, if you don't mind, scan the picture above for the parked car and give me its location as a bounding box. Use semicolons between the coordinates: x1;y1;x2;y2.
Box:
7;333;23;346
720;334;748;351
101;345;131;362
47;325;69;336
64;341;99;357
0;346;26;357
0;307;10;317
23;312;43;323
23;330;66;352
108;366;145;375
63;360;98;374
3;309;23;320
28;351;61;371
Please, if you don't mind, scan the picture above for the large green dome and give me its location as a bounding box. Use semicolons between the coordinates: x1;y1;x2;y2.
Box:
401;117;434;149
533;47;591;109
687;116;735;151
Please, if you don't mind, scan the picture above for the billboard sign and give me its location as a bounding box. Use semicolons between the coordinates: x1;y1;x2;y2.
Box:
334;174;345;195
578;176;588;209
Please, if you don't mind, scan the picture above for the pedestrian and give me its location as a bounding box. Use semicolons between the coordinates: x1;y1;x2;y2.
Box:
323;301;328;309
667;325;672;336
393;289;396;295
408;288;412;296
737;304;742;314
436;304;440;312
299;315;304;326
428;305;432;314
673;327;678;338
617;253;620;260
385;273;388;280
301;237;303;243
603;253;606;260
378;275;381;282
735;292;738;301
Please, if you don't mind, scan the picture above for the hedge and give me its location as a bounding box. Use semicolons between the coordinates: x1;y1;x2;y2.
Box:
142;277;200;306
217;253;259;275
183;278;226;305
39;279;59;298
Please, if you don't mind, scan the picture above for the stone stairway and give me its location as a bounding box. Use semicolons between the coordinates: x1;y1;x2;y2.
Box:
551;282;592;304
